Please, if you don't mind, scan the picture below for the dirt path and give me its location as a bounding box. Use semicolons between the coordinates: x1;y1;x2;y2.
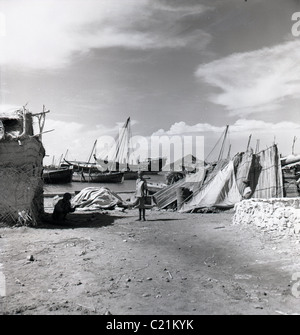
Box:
1;205;300;315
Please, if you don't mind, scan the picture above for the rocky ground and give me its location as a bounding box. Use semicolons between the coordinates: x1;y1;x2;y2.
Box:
1;200;300;315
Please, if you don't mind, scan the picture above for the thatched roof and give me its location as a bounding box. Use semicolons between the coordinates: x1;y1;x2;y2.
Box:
0;109;23;120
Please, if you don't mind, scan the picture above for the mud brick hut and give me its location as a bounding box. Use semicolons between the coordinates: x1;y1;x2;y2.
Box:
0;107;46;226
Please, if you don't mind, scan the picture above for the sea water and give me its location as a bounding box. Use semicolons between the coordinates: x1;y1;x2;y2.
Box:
43;173;167;195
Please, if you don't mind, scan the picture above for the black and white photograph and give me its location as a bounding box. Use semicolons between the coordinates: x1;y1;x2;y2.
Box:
1;0;300;318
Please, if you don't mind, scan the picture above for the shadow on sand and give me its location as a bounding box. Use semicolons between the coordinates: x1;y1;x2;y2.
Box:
144;218;185;222
38;212;127;229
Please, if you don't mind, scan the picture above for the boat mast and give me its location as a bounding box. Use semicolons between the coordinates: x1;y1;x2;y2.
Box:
87;140;98;164
58;153;63;166
205;125;228;163
126;117;132;169
246;134;252;151
218;125;229;161
226;144;231;160
292;136;297;155
64;149;69;160
255;139;260;154
112;117;130;171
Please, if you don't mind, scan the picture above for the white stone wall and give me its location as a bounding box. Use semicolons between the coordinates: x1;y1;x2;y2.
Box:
233;198;300;236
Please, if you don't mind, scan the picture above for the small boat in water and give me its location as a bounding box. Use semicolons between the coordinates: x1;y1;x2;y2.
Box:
94;117;167;177
64;118;166;183
43;165;74;184
72;170;124;183
64;140;125;184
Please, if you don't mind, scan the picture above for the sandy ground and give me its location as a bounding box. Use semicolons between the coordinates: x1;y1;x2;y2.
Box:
1;198;300;315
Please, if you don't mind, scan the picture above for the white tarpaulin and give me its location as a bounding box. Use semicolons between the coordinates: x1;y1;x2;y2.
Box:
179;160;242;212
71;187;125;211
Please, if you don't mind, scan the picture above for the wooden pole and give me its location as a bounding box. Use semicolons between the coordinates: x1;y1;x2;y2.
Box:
87;140;97;164
218;125;229;161
64;149;69;160
246;134;252;151
292;136;297;155
58;154;63;166
226;144;231;160
255;139;260;154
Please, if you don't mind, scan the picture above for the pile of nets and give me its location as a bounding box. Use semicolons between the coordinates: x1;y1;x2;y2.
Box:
71;187;127;211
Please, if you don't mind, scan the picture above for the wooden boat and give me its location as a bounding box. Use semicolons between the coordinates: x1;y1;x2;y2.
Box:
66;119;138;183
64;159;99;174
124;170;138;180
64;141;124;184
94;117;167;177
43;165;73;184
64;141;101;174
72;170;124;183
65;117;166;182
94;117;140;176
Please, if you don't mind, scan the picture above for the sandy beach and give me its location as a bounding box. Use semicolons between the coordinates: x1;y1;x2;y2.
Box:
1;199;300;315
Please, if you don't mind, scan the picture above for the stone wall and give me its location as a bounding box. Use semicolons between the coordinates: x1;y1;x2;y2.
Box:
233;198;300;237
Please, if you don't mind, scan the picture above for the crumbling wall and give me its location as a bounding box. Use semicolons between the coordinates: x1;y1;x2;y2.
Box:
233;198;300;237
0;137;45;226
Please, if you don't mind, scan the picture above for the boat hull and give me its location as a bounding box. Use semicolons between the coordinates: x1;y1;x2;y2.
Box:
124;171;138;180
43;168;73;184
72;171;124;183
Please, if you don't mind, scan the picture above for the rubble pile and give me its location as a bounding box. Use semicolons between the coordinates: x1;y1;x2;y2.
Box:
233;198;300;236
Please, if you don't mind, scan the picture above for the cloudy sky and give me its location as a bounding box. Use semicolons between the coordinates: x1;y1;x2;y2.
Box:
1;0;300;164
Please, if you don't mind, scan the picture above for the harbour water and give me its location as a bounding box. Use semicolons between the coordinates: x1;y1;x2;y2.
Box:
43;172;167;196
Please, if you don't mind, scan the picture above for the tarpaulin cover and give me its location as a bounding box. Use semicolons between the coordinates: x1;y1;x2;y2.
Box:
154;165;206;209
179;160;242;212
179;145;283;212
71;187;125;211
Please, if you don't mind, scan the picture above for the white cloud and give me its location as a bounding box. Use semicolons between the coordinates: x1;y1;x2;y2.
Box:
0;0;210;69
41;118;300;165
0;104;22;113
195;40;300;116
152;121;222;135
151;119;300;158
152;119;300;136
229;119;300;133
42;118;135;165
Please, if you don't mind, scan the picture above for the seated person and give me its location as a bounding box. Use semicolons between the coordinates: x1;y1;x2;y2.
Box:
52;192;76;221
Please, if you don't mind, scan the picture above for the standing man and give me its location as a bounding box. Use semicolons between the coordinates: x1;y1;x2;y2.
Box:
135;171;148;221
